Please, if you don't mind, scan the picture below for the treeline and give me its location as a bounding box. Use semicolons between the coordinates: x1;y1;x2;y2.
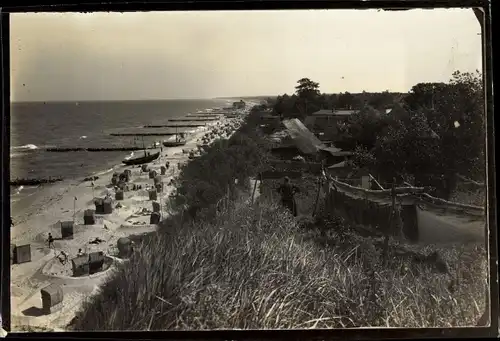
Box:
265;71;485;200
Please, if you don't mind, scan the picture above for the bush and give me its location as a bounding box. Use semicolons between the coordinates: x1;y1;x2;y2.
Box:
168;116;270;221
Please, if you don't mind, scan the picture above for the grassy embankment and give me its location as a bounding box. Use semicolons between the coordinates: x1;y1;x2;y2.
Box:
71;110;487;330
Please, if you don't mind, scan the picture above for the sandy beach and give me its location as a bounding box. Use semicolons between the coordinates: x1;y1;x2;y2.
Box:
10;110;246;331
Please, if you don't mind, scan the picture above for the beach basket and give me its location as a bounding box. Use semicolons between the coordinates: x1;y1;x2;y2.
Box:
118;182;130;192
103;198;113;214
152;201;161;213
84;209;96;225
154;175;162;186
94;198;104;214
111;175;118;186
149;190;158;201
41;283;64;314
150;212;161;224
156;183;163;193
119;172;128;182
117;237;132;258
160;166;166;175
141;164;149;173
113;172;119;178
71;256;89;277
115;190;124;201
60;221;74;239
124;169;132;177
88;251;105;274
149;170;157;179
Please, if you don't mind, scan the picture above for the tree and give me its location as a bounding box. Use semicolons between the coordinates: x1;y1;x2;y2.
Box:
404;71;485;181
403;82;448;111
353;70;485;198
295;78;320;99
337;92;355;109
333;106;386;151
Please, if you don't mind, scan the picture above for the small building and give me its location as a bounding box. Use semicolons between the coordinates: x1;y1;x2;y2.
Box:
304;109;356;139
41;283;64;314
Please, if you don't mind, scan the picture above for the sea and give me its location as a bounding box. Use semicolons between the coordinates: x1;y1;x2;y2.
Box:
10;99;237;205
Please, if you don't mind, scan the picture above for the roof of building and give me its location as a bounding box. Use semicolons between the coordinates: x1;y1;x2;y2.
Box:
281;118;326;155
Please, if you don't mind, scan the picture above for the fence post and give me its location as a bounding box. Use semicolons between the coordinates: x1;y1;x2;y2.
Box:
312;175;322;217
382;179;396;265
251;174;259;204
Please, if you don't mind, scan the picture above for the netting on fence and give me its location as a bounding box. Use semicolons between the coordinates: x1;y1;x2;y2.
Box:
325;177;486;244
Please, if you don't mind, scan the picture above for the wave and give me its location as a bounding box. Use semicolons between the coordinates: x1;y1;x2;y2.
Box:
11;144;39;151
80;135;87;139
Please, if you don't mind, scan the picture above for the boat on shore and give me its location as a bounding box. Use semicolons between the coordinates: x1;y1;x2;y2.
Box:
122;136;160;165
122;151;160;165
163;129;187;147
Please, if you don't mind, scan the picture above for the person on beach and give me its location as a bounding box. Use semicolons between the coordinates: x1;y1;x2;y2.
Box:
47;233;55;249
58;251;68;265
77;248;84;257
277;176;300;217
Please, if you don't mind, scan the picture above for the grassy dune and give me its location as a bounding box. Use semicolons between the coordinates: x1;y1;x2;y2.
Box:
70;111;487;331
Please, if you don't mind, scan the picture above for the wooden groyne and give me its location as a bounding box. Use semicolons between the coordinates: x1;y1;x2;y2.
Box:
10;177;64;186
46;147;157;152
162;124;207;128
186;114;221;117
168;118;219;122
109;132;180;136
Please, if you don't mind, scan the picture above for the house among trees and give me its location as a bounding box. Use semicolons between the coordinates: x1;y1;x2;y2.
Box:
269;118;353;166
304;108;356;140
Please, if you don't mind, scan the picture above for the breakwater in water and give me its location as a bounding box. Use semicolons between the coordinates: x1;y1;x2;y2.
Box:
45;147;157;152
10;177;64;186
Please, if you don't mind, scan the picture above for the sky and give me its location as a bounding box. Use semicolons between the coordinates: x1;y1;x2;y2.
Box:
10;9;482;102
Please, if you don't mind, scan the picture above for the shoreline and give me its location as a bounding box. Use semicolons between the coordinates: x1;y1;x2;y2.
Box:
10;105;251;331
9;114;220;227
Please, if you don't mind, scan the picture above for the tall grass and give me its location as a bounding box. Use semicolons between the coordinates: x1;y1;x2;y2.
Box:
70;109;487;330
71;196;486;330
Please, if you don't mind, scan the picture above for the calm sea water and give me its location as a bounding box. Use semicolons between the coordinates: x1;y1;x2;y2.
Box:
10;99;233;199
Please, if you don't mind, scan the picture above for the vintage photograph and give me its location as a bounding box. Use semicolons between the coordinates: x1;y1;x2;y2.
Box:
9;8;489;331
